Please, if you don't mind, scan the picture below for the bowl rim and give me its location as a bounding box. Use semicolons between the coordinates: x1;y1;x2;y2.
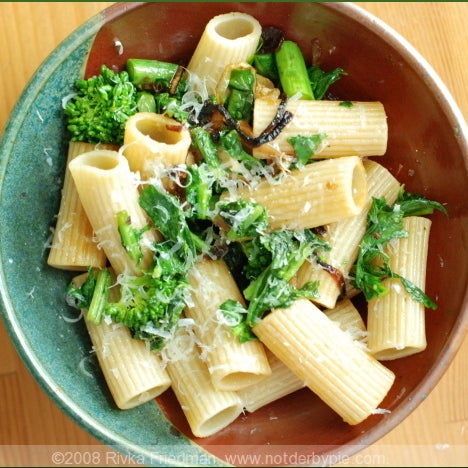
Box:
0;1;467;465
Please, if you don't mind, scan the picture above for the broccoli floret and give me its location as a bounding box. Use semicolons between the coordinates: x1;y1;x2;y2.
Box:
112;184;208;351
64;65;138;145
106;264;189;352
66;183;212;352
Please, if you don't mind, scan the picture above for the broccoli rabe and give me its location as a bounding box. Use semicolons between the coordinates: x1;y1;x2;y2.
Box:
307;65;347;100
351;186;447;308
68;261;190;352
216;200;269;241
107;185;208;351
105;266;190;351
64;65;138;145
287;133;328;167
225;68;256;121
275;40;314;100
67;184;211;352
220;229;329;342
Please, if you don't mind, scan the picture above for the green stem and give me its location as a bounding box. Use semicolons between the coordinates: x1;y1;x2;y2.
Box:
86;269;111;324
126;58;178;90
275;40;314;100
136;91;156;112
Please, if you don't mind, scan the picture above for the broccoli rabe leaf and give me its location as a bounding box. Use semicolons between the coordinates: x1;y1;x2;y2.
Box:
217;200;269;241
66;267;98;310
307;65;347;100
221;229;328;342
352;188;447;307
64;65;138;145
397;185;448;217
220;130;266;172
225;68;256;121
138;184;208;260
288;133;327;166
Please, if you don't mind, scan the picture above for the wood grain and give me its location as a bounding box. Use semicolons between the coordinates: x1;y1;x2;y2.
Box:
0;2;467;466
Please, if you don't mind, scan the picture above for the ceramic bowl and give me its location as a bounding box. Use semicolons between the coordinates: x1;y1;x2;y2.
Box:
1;2;467;466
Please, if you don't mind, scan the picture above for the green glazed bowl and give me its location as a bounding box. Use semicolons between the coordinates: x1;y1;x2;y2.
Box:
1;2;467;466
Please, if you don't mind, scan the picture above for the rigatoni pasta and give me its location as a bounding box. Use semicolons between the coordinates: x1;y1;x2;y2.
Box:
164;324;243;438
252;98;388;160
238;298;368;413
253;299;395;425
295;159;401;309
185;258;271;391
68;149;159;276
237;349;305;413
324;298;367;345
73;273;171;409
367;216;432;360
187;12;262;95
47;142;110;270
223;155;368;230
123;112;191;180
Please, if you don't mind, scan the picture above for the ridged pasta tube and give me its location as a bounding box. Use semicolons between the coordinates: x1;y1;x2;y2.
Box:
85;317;172;410
73;273;171;410
239;298;369;413
237;349;305;413
187;12;262;95
68;150;158;276
47;142;111;270
185;258;271;391
164;325;243;438
367;216;432;360
225;155;368;230
252;98;387;159
253;299;395;425
123;112;191;180
295;160;400;308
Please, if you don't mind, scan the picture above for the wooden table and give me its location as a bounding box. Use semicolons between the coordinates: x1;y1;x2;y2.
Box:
0;2;467;466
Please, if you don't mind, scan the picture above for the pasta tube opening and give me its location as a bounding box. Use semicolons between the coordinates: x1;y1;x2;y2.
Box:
123;112;191;179
133;115;186;145
212;14;260;40
187;13;262;95
72;150;121;171
196;403;244;438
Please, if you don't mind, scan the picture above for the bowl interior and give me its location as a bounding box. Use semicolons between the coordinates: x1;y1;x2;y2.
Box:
1;2;467;465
